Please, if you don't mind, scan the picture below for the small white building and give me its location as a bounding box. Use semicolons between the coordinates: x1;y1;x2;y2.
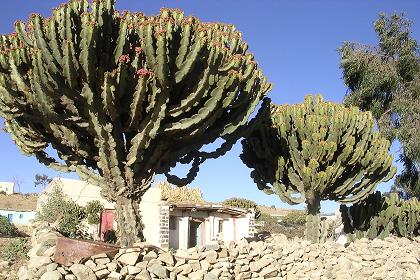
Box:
0;193;37;225
168;202;255;250
38;178;255;249
0;182;14;195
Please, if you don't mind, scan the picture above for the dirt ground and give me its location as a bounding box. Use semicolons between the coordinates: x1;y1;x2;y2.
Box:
0;237;29;280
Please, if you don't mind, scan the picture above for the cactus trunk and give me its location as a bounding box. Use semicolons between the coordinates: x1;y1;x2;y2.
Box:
114;196;144;247
305;193;321;243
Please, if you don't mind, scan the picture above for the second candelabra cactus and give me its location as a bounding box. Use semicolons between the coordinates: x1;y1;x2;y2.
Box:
241;94;397;243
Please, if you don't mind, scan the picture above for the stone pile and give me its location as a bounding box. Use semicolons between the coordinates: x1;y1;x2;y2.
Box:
18;225;420;280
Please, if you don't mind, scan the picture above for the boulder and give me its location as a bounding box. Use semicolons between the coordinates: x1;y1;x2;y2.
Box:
147;263;168;278
40;271;63;280
69;264;96;280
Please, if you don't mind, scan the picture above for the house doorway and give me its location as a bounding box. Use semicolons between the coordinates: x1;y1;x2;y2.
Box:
100;209;115;241
188;219;203;247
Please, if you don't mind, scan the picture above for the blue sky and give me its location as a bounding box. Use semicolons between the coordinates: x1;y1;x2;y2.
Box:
0;1;419;213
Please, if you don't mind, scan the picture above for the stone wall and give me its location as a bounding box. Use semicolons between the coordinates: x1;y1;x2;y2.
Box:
18;224;420;280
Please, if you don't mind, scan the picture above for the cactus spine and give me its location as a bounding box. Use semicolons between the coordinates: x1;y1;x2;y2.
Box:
0;0;271;246
341;191;420;241
241;94;396;243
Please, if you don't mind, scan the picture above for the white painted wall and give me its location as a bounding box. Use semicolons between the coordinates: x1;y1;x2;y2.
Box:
38;178;114;210
168;210;254;250
139;188;161;247
0;209;35;225
0;182;14;195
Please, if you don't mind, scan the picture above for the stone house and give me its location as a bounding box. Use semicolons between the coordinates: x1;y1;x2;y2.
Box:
38;178;255;249
0;192;37;225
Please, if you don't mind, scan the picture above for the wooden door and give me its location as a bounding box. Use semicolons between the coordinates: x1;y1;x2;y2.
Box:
100;209;115;240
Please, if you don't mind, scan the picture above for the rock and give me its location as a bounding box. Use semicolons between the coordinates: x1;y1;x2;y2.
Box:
158;252;175;266
259;265;277;278
18;266;29;280
189;270;205;280
40;271;63;280
189;260;201;272
94;257;110;265
202;251;218;264
57;267;68;275
46;263;59;272
126;265;142;275
143;251;158;261
200;260;210;271
0;260;10;270
117;251;140;266
203;272;219;280
28;256;52;268
108;271;122;280
69;264;96;280
120;266;128;276
64;275;76;280
95;269;110;279
106;262;118;272
135;270;152;280
173;264;193;275
147;263;168;278
204;243;220;251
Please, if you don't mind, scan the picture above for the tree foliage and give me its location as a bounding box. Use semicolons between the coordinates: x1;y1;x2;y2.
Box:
34;174;52;188
37;186;87;238
85;200;104;225
339;13;420;198
0;0;271;245
241;94;396;242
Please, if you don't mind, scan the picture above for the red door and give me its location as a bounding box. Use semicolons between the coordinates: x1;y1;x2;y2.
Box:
100;209;115;240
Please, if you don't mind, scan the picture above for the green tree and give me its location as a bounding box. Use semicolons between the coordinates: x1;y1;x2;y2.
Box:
37;186;87;238
34;174;52;188
339;13;420;198
241;95;396;243
0;0;271;245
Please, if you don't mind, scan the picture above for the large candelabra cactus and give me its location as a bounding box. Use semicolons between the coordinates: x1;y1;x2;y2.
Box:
0;0;271;246
241;95;396;243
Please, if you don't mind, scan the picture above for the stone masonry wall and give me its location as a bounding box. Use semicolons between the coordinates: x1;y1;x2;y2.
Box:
17;224;420;280
159;205;170;249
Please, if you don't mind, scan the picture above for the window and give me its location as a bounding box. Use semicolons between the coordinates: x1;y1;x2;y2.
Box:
218;220;223;233
169;216;176;230
19;214;23;219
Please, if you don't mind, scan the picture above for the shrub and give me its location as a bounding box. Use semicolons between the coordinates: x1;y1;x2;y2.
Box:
85;200;104;225
37;186;87;238
256;212;306;239
280;211;306;226
0;216;18;236
222;198;261;218
1;238;29;261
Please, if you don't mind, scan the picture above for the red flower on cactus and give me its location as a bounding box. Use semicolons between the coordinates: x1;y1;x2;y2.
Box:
119;55;130;64
135;47;142;54
136;68;152;77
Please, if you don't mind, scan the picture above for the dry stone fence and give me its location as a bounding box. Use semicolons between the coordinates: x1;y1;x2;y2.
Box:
17;223;420;280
